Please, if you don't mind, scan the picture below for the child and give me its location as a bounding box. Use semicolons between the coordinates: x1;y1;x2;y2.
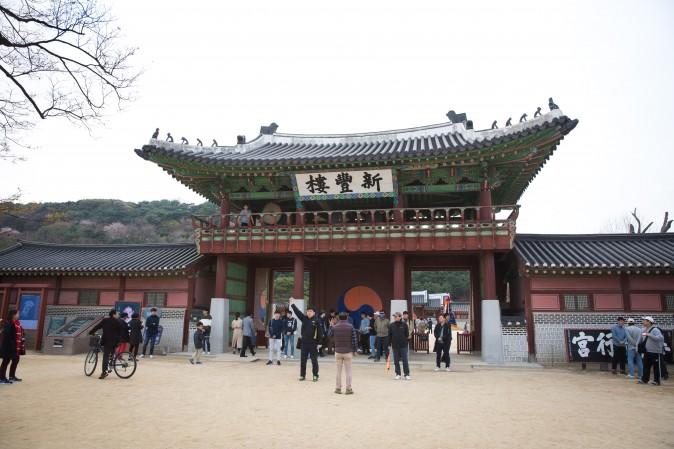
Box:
190;322;204;365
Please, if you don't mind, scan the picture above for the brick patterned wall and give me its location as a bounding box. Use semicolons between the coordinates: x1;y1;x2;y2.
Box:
502;326;528;362
44;305;186;353
533;312;674;365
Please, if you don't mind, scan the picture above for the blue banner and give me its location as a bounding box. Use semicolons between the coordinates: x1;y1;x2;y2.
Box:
19;294;42;330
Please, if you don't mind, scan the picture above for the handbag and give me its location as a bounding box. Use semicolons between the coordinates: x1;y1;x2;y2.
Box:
638;333;648;354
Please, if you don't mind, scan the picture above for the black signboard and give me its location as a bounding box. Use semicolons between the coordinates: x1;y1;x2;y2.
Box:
566;329;672;363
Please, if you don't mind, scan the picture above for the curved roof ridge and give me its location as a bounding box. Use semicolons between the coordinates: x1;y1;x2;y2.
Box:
517;233;674;240
17;240;197;249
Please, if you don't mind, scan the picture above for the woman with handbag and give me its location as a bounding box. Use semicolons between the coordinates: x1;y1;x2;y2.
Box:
0;309;25;384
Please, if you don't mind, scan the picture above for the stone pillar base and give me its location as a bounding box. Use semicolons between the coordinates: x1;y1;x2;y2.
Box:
209;297;230;354
389;299;407;319
481;299;504;363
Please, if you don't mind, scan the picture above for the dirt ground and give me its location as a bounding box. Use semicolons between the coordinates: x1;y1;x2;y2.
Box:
2;354;673;449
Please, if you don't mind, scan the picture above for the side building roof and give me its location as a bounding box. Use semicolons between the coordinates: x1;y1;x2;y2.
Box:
0;241;205;277
515;233;674;274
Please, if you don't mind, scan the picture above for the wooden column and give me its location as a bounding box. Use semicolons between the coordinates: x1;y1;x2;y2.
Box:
1;286;9;319
480;252;497;299
393;253;405;300
215;254;227;298
293;254;305;299
220;194;230;228
479;180;493;221
54;276;62;305
620;273;631;312
35;287;47;351
119;275;126;301
522;276;535;359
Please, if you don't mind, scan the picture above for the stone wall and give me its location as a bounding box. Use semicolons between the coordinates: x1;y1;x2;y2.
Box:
533;312;674;365
44;305;187;353
502;326;528;362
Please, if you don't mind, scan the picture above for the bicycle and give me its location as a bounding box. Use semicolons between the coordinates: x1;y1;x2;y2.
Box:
84;335;137;379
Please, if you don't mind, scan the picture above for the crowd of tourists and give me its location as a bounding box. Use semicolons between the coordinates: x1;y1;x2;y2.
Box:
222;300;459;394
610;316;669;386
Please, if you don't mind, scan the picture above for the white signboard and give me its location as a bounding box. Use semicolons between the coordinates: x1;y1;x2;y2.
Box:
294;169;395;200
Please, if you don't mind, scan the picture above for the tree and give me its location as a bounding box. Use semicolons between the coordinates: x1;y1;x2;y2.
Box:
0;0;138;156
629;209;672;234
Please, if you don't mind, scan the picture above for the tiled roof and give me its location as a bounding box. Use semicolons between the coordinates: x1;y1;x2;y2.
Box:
515;234;674;272
0;241;204;276
136;109;577;168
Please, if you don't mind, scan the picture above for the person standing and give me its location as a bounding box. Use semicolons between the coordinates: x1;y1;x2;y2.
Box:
240;312;256;357
239;204;251;227
267;311;284;366
231;312;243;354
624;318;643;380
0;309;24;384
402;311;413;350
291;301;323;382
283;310;297;359
368;313;377;359
128;313;143;360
390;312;411;380
141;308;160;358
118;312;131;354
374;311;390;362
201;310;212;355
610;317;627;375
190;322;205;365
329;312;357;394
639;316;664;386
359;312;371;355
88;309;123;379
434;314;452;372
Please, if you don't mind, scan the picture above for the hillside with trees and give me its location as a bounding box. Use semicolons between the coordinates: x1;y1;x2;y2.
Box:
0;199;218;249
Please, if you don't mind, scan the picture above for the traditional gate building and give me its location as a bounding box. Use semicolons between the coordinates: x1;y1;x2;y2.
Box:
1;105;672;362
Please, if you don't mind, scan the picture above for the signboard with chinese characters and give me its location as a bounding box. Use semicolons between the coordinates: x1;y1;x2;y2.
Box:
566;328;673;363
293;169;395;201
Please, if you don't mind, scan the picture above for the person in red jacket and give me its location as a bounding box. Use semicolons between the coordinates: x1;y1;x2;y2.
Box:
0;309;25;384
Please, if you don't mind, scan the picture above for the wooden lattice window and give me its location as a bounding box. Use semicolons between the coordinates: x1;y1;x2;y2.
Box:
78;290;99;306
144;292;167;307
664;294;674;312
563;294;591;311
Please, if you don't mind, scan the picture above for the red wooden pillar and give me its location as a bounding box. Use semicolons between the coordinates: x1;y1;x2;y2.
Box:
293;254;305;299
480;252;497;300
393;253;405;300
296;207;304;226
220;194;230;228
522;276;535;360
479;180;493;221
215;254;227;298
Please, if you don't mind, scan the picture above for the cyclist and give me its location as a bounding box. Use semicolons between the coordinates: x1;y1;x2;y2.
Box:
89;309;123;379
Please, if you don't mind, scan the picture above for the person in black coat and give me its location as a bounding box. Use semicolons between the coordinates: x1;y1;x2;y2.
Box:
389;312;411;379
128;313;143;359
89;309;123;379
142;308;160;358
433;313;452;371
291;301;323;381
0;309;24;384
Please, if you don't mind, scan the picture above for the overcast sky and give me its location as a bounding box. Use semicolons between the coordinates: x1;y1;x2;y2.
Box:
3;0;673;234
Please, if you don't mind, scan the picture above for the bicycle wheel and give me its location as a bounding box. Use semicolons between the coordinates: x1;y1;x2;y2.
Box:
84;349;98;376
113;351;137;379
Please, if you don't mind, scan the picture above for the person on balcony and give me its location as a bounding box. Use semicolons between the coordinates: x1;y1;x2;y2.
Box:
239;204;251;227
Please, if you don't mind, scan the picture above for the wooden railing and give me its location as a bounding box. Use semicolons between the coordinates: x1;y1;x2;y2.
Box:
191;205;518;254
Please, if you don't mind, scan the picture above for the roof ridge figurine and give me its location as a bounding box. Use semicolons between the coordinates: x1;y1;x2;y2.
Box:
519;113;527;123
151;128;159;139
196;138;203;147
505;117;512;127
548;97;559;111
491;120;498;129
166;132;173;142
211;139;218;147
181;137;189;145
260;122;279;135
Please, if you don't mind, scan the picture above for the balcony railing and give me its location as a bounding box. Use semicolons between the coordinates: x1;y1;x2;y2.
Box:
192;205;518;254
